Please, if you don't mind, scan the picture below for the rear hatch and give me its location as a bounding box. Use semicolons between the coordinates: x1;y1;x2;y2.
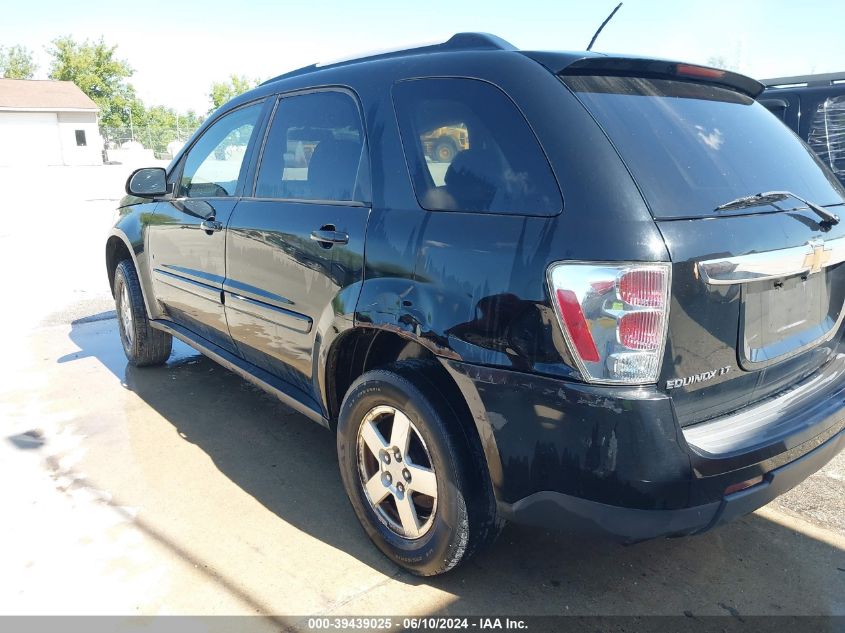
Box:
560;64;845;426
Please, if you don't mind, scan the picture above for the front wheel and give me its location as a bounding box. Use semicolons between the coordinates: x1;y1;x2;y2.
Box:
114;259;172;367
337;361;500;575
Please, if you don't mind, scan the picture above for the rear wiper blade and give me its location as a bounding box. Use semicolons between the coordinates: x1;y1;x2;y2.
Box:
715;190;840;226
714;191;790;211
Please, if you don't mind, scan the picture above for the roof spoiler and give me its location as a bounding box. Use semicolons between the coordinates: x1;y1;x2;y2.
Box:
556;56;765;99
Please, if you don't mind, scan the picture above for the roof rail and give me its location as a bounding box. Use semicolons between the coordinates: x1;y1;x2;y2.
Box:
260;32;516;86
761;71;845;88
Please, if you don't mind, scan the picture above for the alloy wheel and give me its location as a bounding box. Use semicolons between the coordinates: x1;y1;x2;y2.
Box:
356;405;438;539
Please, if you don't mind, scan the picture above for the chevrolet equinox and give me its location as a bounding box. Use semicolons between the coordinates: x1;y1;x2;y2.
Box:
106;33;845;575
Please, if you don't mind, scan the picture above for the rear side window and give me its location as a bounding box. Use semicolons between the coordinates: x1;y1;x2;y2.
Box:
393;78;561;215
255;91;369;203
807;95;845;182
563;76;844;218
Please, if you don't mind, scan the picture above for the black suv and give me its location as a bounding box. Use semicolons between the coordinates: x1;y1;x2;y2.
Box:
107;33;845;576
760;72;845;187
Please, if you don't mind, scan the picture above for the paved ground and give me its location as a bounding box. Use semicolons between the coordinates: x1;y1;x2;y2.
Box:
0;166;843;622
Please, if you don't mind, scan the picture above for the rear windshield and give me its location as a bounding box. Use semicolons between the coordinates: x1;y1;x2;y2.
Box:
563;76;845;219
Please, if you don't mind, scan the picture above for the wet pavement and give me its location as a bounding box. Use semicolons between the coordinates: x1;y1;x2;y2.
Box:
0;166;844;619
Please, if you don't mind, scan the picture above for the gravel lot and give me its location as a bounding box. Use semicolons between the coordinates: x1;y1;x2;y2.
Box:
0;165;843;622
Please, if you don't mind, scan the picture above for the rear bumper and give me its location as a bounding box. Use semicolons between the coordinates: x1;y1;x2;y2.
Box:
442;353;845;540
707;425;845;529
499;426;845;541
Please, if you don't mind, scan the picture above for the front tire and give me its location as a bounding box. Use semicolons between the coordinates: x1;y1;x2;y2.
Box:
113;259;172;367
337;361;499;576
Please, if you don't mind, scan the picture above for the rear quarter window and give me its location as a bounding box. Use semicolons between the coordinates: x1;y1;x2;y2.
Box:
393;78;561;216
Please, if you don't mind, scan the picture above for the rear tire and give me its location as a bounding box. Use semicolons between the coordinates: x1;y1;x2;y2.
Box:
113;259;172;367
337;360;500;576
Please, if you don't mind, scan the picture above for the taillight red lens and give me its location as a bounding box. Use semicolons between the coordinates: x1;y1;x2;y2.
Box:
555;289;600;362
618;269;667;308
618;310;662;350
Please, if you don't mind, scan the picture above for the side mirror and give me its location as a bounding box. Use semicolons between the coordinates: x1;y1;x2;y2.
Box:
126;167;170;198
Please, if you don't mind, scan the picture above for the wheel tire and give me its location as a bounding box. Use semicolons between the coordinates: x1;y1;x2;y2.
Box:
113;259;172;367
434;140;457;163
337;360;500;576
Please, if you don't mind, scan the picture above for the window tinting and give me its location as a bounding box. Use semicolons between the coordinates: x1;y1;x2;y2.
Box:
807;95;845;183
75;130;86;146
255;91;369;202
180;102;262;198
393;78;561;215
563;76;845;218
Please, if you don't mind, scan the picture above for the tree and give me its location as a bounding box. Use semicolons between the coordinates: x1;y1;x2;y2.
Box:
208;74;259;113
139;104;204;154
0;45;38;79
47;36;141;128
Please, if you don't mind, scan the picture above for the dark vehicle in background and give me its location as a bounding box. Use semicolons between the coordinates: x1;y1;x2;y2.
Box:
106;34;845;576
760;72;845;186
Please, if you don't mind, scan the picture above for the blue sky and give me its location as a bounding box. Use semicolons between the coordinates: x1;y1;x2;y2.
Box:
3;0;844;113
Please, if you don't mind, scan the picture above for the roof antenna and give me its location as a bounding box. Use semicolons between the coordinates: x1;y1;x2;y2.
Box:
587;2;623;51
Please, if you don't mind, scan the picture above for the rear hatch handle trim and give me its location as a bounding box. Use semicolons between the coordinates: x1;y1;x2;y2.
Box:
697;236;845;285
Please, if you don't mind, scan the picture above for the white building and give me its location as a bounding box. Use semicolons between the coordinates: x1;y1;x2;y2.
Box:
0;78;103;166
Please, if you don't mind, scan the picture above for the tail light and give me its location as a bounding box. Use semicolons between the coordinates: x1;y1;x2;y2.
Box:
547;262;671;384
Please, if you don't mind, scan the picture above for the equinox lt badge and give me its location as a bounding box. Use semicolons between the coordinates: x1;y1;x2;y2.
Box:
666;366;731;390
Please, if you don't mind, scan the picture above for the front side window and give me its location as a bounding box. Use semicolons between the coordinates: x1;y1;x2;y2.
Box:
807;95;845;182
180;102;263;198
75;130;87;146
255;91;369;203
393;78;561;215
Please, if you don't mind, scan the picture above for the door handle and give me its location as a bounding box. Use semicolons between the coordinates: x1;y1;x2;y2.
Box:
201;218;223;234
310;228;349;246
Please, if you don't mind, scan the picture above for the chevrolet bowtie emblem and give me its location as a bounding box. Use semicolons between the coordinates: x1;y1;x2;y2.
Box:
803;240;832;275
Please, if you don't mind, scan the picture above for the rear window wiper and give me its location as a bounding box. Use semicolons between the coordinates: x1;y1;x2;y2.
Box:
715;190;840;226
